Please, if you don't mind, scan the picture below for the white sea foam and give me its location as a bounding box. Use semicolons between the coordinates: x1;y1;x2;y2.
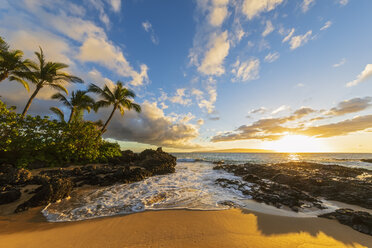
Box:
42;158;363;222
42;162;251;222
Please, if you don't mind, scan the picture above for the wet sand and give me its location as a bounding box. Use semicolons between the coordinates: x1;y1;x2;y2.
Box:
0;208;371;248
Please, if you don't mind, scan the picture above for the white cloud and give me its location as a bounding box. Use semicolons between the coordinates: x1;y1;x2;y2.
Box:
231;58;260;82
249;107;268;114
333;58;346;68
320;21;332;31
288;30;312;50
209;0;229;27
103;101;200;148
169;88;192;106
264;51;280;63
197;119;205;125
107;0;121;12
4;0;148;87
193;79;218;114
272;105;290;114
346;64;372;87
88;69;116;90
142;21;159;45
296;83;305;87
339;0;348;6
78;36;149;86
198;31;230;76
301;0;315;13
242;0;284;19
262;20;274;37
282;28;295;43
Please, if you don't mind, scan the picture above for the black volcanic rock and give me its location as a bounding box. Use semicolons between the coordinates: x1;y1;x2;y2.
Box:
214;162;372;209
137;147;177;174
15;178;73;212
0;186;21;205
319;208;372;236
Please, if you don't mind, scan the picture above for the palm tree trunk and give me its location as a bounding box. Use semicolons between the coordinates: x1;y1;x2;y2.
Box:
101;105;117;133
68;108;75;123
21;86;41;117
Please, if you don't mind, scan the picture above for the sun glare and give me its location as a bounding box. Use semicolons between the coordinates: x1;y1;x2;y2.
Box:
265;135;329;153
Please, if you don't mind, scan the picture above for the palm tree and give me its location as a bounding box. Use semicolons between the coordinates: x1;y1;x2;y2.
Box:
88;81;141;133
49;106;65;122
51;90;95;123
0;38;31;90
19;47;83;117
0;37;9;52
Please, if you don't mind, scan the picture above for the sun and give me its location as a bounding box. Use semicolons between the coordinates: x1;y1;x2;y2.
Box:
264;135;328;153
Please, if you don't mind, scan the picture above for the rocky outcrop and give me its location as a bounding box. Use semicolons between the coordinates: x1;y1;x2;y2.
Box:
0;148;177;213
214;162;372;209
319;209;372;236
15;178;73;213
137;147;177;174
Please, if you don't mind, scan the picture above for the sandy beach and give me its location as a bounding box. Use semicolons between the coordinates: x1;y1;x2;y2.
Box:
0;208;371;248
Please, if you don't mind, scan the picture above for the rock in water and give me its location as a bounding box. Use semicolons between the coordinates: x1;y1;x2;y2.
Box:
138;147;177;174
15;178;73;213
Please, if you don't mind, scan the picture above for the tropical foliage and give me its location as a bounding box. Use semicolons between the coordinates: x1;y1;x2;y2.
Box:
89;81;141;133
17;47;83;117
51;90;95;123
0;100;121;167
0;37;31;90
0;37;141;168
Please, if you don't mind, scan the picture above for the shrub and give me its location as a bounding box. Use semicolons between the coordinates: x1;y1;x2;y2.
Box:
0;100;121;168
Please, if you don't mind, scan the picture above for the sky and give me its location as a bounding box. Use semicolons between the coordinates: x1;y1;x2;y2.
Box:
1;0;372;152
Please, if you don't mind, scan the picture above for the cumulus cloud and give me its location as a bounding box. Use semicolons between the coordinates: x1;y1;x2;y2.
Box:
301;0;315;13
231;58;260;82
333;58;346;68
320;21;332;31
198;31;230;76
262;20;274;37
78;36;149;86
142;20;159;45
192;79;218;114
107;0;121;12
264;51;280;63
346;64;372;87
288;30;313;50
242;0;284;20
102;101;200;148
209;0;229;27
169;89;192;106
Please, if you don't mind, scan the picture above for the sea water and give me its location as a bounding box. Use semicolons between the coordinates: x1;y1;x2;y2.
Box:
42;153;372;222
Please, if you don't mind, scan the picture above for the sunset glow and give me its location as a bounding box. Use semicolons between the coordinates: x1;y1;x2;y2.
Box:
264;135;329;153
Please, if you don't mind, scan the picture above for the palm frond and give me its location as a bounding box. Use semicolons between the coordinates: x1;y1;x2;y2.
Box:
49;83;68;94
8;75;30;91
50;107;65;122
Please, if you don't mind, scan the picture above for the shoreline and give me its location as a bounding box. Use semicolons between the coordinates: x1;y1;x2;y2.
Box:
0;208;371;247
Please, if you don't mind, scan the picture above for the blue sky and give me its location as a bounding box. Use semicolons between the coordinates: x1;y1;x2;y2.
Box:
1;0;372;152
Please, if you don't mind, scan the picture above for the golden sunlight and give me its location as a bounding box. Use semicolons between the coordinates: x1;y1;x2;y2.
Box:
264;135;329;153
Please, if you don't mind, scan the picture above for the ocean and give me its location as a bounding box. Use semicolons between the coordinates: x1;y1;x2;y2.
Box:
42;153;372;222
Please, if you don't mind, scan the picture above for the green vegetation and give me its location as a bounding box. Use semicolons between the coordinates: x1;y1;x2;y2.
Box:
89;81;141;133
0;36;141;168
